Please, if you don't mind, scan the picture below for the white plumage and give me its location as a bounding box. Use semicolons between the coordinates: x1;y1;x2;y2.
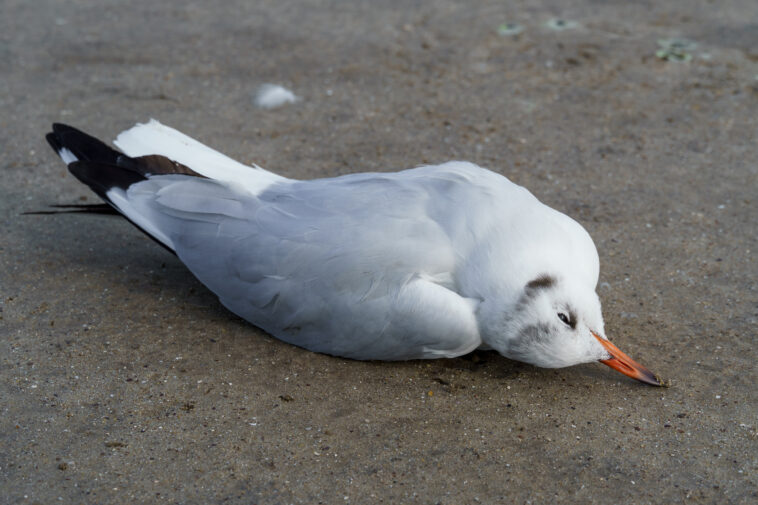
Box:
45;120;662;384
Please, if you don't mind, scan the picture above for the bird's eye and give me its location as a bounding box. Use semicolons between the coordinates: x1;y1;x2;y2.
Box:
557;312;571;326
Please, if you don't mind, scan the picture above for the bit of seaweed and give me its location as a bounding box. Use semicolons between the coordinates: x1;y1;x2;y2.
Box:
656;38;696;62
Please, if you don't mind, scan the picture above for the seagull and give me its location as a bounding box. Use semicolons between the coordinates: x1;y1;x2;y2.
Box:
44;120;662;386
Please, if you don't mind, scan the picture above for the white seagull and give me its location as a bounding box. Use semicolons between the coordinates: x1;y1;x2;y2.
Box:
45;120;662;385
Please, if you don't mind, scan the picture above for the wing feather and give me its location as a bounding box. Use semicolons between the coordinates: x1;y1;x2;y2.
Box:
124;167;484;359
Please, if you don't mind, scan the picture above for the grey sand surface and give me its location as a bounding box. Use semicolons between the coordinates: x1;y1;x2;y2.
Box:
1;1;757;503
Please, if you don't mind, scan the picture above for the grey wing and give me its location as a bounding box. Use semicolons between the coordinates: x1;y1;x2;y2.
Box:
131;172;482;360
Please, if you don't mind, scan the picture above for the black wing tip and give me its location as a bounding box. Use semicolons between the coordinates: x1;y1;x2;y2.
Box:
52;122;79;134
68;160;146;197
45;132;63;154
48;123;82;145
46;124;139;199
46;123;122;165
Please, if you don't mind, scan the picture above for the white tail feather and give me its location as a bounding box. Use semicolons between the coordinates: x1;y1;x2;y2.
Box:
113;119;287;195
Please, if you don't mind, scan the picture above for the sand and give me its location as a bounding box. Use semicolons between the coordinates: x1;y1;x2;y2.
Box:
1;1;756;503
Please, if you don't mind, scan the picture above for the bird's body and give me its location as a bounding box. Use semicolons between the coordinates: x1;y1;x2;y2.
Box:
44;120;661;384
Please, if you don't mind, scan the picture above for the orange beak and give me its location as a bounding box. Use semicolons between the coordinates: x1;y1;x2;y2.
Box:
593;332;662;386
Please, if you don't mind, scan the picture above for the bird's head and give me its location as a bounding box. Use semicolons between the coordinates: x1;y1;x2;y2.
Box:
483;273;662;385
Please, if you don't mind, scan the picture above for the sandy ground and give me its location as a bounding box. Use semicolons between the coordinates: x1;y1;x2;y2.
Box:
1;1;757;503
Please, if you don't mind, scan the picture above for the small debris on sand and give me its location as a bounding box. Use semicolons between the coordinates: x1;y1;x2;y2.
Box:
656;39;696;62
254;84;299;109
655;375;672;388
545;19;579;31
497;23;524;36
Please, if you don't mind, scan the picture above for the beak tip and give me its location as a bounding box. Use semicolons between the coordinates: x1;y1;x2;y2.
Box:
641;371;664;387
593;333;665;387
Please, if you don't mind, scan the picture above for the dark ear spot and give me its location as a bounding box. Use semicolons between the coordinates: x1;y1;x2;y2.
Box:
526;274;556;291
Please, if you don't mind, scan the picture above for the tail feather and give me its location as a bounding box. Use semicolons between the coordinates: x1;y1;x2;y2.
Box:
114;119;285;195
44;123;209;254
